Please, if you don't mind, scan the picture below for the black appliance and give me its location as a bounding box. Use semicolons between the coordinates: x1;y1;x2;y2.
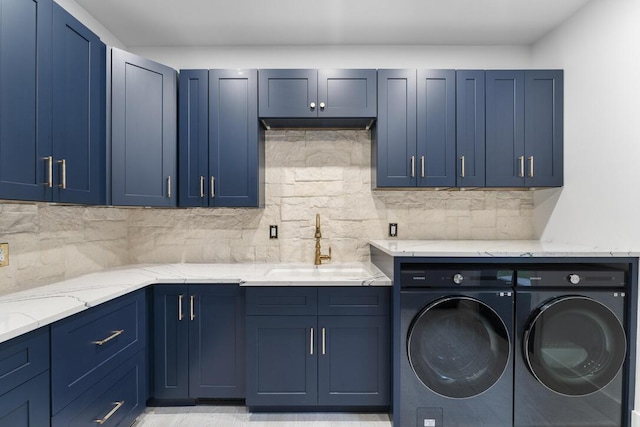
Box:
399;265;515;427
514;266;628;427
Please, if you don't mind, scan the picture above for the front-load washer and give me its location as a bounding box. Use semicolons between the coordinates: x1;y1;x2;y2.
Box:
399;265;515;427
514;266;628;427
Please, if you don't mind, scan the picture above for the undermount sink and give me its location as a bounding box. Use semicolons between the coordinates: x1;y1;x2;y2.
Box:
266;266;373;279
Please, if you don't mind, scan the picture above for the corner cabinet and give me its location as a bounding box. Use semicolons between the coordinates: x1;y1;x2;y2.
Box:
486;70;563;187
178;69;264;208
152;285;245;400
245;287;390;409
111;48;177;206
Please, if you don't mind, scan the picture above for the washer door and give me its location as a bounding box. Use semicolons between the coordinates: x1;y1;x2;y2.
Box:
524;296;626;396
407;296;510;399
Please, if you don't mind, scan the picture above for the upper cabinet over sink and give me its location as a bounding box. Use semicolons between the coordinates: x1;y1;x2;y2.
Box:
258;69;377;128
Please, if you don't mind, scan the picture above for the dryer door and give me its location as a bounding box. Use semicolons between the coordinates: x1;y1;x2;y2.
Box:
407;296;511;399
524;296;626;396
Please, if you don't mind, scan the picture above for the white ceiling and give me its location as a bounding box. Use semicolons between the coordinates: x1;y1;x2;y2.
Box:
74;0;592;48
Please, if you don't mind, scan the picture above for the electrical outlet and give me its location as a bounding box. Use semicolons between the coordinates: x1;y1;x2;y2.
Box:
0;243;8;267
389;223;398;237
269;225;278;239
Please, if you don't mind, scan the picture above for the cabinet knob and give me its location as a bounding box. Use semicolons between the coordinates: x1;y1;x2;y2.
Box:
310;102;316;110
319;102;326;110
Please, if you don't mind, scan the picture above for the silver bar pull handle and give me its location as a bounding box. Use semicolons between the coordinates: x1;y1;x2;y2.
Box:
44;156;53;187
190;295;195;321
95;401;124;424
58;159;66;189
518;156;525;178
460;156;466;178
178;295;184;320
420;156;425;178
200;176;205;198
167;176;172;198
310;328;314;355
322;328;326;355
410;156;415;178
92;330;124;346
210;176;215;198
528;156;534;178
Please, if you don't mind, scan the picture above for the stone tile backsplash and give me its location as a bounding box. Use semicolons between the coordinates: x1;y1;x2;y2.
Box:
0;130;533;293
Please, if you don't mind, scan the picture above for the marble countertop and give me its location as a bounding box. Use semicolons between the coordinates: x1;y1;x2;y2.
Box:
369;239;640;258
0;262;389;344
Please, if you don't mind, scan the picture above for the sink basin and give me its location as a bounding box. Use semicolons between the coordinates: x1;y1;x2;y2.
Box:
266;266;372;279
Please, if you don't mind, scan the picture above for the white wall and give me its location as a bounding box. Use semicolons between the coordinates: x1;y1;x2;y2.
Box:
530;0;640;421
130;45;531;70
531;0;640;250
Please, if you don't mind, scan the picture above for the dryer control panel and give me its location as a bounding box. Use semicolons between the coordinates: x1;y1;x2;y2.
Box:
516;266;626;288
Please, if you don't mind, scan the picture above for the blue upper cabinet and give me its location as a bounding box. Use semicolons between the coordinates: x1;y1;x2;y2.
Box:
209;69;263;207
258;69;376;125
486;70;563;187
111;48;177;206
374;69;417;188
52;4;106;205
416;69;456;187
525;70;563;187
259;69;318;118
456;70;486;187
178;70;209;207
178;69;263;208
317;69;377;118
0;0;52;202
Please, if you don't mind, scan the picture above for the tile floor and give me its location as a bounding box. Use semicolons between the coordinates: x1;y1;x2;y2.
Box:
134;405;391;427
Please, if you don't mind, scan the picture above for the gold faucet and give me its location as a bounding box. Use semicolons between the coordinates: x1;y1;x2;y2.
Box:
314;213;332;265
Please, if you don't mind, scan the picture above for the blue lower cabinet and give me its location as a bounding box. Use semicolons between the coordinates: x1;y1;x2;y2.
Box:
52;350;146;427
51;291;146;414
152;284;245;400
245;287;391;409
317;316;390;406
0;371;50;427
245;315;318;407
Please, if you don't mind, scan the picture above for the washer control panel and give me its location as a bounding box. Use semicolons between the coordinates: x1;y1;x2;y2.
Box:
516;267;626;288
400;264;514;288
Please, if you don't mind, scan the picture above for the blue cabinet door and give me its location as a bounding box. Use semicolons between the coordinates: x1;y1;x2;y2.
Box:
317;69;377;118
317;316;390;407
416;69;456;187
189;285;245;398
111;48;177;206
246;315;318;407
0;0;52;201
375;69;417;187
259;69;318;118
486;70;526;187
153;285;190;399
178;70;209;207
209;69;263;207
456;70;486;187
525;70;563;187
52;4;105;205
0;371;49;427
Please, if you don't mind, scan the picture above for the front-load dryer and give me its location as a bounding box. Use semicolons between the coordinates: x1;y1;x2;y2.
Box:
514;267;628;427
399;266;515;427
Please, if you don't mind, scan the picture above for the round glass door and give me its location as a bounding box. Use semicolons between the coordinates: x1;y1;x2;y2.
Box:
524;296;626;396
407;296;510;399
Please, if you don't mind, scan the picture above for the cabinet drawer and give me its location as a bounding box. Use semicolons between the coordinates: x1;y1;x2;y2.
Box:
51;290;146;414
318;287;390;316
52;351;146;427
246;287;317;315
0;327;49;397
